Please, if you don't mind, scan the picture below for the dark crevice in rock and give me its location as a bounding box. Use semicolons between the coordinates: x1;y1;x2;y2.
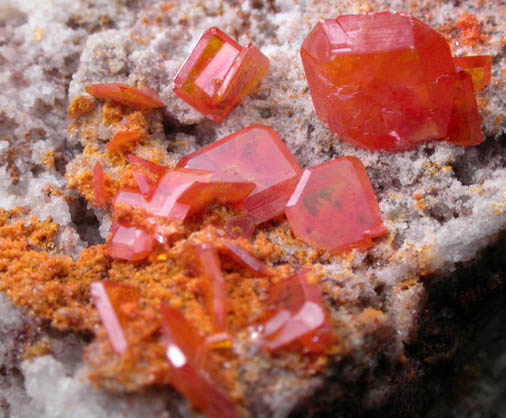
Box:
163;112;217;151
288;237;506;418
68;196;103;245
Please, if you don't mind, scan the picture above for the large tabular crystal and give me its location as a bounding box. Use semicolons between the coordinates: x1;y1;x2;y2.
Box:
300;12;459;152
286;157;386;253
178;125;302;224
174;27;269;123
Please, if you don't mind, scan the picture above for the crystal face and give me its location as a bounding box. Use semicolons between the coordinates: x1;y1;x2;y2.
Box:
174;27;269;123
178;125;302;224
286;157;387;254
195;243;227;332
107;223;155;261
446;68;483;146
300;12;461;151
453;55;492;92
93;162;107;210
160;305;238;418
259;272;332;352
90;282;141;355
85;84;164;110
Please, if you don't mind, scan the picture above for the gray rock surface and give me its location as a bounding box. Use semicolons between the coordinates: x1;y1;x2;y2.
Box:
0;0;505;417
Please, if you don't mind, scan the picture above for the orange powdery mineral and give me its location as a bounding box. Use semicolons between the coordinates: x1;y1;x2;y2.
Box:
300;11;486;152
173;27;270;123
286;156;387;254
85;83;164;110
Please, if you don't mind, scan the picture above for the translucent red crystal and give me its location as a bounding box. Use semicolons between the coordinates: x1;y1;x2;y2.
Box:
106;129;145;153
301;12;467;151
90;281;141;355
446;68;483;146
93;162;107;210
107;223;155;261
176;181;256;216
178;125;302;224
195;243;227;331
173;27;269;123
160;305;237;418
85;83;164;110
219;240;272;276
286;157;386;254
453;55;492;92
259;272;332;352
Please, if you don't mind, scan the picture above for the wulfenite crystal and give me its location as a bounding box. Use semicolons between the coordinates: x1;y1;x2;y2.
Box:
286;157;386;253
174;28;269;122
178;125;302;224
300;12;485;151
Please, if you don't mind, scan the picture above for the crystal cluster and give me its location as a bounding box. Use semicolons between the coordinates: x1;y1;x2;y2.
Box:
300;11;490;151
89;118;386;415
174;27;270;122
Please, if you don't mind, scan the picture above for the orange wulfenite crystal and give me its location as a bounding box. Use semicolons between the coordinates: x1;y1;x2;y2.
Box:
195;243;228;332
173;27;269;122
107;223;155;261
90;281;141;355
106;129;146;153
160;305;238;418
286;157;386;254
300;11;485;151
258;272;332;353
446;69;483;146
86;83;164;110
93;162;107;210
178;125;302;224
453;55;492;91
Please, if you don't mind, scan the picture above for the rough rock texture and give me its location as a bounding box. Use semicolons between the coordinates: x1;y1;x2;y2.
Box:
0;0;505;417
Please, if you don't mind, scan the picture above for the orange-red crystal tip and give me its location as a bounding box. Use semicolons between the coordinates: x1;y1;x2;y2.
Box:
286;156;387;254
173;27;269;123
258;271;332;353
160;305;238;418
85;83;164;110
453;55;492;92
300;11;484;151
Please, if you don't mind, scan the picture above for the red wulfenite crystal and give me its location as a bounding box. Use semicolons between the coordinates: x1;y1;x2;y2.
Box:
174;27;269;122
194;243;227;331
300;12;459;151
446;69;483;146
85;84;164;110
286;157;386;254
219;240;272;276
107;223;155;261
160;305;237;418
453;56;492;92
106;129;145;153
259;272;332;352
90;282;141;355
178;125;302;224
93;162;107;210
